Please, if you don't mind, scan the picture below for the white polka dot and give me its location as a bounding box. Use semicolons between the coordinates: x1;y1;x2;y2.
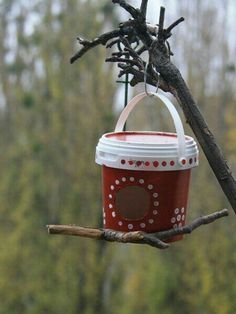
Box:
153;210;158;215
181;207;185;213
115;180;120;185
175;208;179;214
178;222;182;227
103;212;106;218
109;204;113;209
130;177;135;182
110;185;114;190
139;179;144;184
122;177;126;182
118;221;123;226
148;184;153;190
140;223;146;228
112;211;116;217
171;217;176;223
109;194;112;199
128;224;133;230
173;224;178;229
153;193;158;198
154;201;159;207
177;214;181;221
182;215;185;221
103;219;106;225
148;219;154;224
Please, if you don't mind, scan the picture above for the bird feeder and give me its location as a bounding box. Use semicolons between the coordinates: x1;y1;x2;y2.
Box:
96;92;198;242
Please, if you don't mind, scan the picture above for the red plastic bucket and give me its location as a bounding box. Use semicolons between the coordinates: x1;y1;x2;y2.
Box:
96;92;198;241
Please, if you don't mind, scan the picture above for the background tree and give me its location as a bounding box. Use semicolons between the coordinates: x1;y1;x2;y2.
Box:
0;0;116;313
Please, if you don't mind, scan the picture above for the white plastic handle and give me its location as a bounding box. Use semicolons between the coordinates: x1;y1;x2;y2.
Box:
115;92;186;164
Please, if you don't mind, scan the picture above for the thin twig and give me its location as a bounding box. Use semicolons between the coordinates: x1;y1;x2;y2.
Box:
106;57;141;69
106;38;121;49
47;209;229;250
124;47;142;61
136;45;147;55
158;6;165;41
117;63;169;91
140;0;148;18
70;29;124;63
166;17;185;33
155;208;229;240
112;0;143;21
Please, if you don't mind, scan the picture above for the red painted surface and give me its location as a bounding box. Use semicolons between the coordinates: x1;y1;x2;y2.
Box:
105;131;179;144
102;165;191;242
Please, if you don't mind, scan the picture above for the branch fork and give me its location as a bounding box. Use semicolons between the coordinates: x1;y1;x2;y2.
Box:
47;209;229;250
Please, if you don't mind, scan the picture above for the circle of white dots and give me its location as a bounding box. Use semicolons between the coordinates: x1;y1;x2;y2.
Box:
181;207;185;213
171;217;176;223
109;179;160;227
177;214;181;222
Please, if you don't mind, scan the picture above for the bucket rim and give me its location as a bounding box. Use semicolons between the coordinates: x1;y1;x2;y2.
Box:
96;131;199;171
103;131;194;147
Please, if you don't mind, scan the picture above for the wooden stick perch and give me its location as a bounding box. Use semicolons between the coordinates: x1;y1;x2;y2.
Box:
47;209;229;250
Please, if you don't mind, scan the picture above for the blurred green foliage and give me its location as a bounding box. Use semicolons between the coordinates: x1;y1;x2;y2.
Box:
0;0;236;313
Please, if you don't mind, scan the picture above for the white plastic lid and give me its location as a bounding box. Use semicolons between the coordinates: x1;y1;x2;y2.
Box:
96;92;199;171
96;131;198;171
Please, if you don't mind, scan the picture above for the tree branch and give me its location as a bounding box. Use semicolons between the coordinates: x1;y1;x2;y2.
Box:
149;39;236;212
113;0;153;47
140;0;148;18
70;29;125;63
47;209;229;250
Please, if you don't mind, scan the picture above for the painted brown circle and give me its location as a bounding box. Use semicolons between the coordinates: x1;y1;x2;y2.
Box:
115;186;150;220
